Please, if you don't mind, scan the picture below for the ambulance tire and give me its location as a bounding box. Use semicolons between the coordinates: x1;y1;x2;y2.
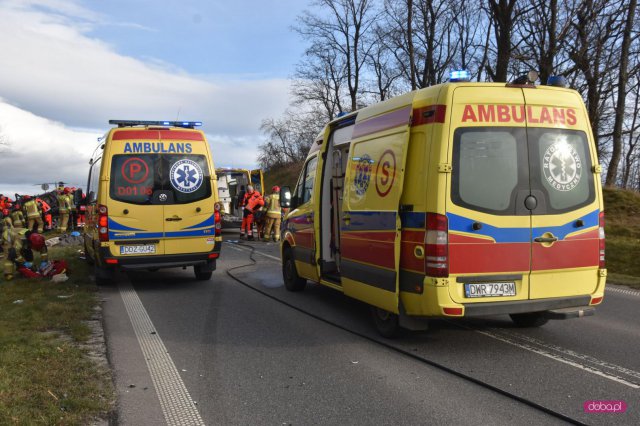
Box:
509;312;548;328
370;307;401;338
194;265;212;281
84;240;94;266
282;247;306;291
94;263;113;286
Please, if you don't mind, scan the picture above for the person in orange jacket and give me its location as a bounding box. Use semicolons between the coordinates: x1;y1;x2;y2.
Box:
37;198;53;231
239;185;264;241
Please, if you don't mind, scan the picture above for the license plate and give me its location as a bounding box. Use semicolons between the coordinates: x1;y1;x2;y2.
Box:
465;282;516;298
120;244;156;255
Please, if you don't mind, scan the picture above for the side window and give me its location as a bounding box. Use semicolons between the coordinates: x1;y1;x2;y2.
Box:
87;157;101;204
296;156;318;205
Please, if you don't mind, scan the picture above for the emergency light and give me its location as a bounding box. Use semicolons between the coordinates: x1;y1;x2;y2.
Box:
449;70;471;82
109;120;203;128
547;75;567;87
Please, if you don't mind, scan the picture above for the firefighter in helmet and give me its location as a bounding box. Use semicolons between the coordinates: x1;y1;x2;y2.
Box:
23;195;44;233
57;188;72;232
3;229;48;280
262;186;282;242
239;185;264;241
10;203;25;229
1;208;12;259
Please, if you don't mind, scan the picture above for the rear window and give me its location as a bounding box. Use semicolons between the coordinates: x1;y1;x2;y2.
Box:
452;127;595;215
110;154;211;205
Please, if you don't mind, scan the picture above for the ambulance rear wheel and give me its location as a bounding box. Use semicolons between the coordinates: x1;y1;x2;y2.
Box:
94;263;113;286
83;240;94;266
194;265;212;281
283;248;306;291
509;312;548;327
370;307;400;338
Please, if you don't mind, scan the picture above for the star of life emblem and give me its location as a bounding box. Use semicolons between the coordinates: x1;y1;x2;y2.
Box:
543;142;582;192
170;159;203;193
353;154;373;196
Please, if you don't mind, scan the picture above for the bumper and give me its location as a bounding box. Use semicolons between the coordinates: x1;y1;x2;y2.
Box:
99;241;221;271
462;295;592;316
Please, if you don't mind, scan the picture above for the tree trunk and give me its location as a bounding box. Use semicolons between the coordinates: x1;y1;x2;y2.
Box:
605;0;636;187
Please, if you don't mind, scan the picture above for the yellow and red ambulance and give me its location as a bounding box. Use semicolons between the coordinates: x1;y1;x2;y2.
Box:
280;72;606;337
84;120;222;284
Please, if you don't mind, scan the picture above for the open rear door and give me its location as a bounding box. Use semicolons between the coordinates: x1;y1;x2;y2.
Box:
251;169;264;194
340;106;412;314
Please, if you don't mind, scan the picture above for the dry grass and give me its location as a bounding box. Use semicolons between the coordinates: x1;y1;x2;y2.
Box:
0;244;114;424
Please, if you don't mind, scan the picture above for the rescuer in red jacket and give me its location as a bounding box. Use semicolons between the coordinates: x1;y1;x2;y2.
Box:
239;185;264;241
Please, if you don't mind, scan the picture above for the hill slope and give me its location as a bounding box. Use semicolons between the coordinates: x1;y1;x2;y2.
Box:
604;188;640;287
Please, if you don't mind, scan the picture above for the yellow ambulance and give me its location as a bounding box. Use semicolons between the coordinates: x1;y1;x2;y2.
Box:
216;167;264;228
280;72;606;337
84;120;222;284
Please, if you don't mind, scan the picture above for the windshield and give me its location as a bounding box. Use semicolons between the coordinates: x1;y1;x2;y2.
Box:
110;154;211;205
452;127;595;215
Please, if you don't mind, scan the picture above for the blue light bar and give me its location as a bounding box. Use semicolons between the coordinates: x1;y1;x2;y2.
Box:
547;76;567;88
449;70;471;82
109;120;203;128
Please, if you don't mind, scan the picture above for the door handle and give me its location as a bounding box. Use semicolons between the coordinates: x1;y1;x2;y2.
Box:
305;213;313;223
166;216;183;222
534;236;558;243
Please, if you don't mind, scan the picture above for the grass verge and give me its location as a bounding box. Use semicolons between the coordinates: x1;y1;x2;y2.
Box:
0;242;114;424
604;188;640;290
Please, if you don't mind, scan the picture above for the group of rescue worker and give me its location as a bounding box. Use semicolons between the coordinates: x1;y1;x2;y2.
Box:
238;185;284;242
0;187;85;280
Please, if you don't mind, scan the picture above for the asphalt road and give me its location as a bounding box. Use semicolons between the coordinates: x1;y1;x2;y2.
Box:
101;234;640;425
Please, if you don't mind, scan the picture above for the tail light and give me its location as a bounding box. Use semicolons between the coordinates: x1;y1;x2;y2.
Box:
599;211;605;268
426;213;449;277
214;202;222;236
98;204;109;242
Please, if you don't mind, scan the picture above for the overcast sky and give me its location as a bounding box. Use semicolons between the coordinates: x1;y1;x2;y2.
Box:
0;0;309;196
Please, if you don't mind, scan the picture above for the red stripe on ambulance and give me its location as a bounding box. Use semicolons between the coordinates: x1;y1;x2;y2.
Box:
449;242;530;274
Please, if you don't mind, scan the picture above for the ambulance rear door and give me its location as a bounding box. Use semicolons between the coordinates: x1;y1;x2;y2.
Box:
447;87;532;305
162;132;217;255
523;88;600;299
251;169;264;194
340;105;412;314
107;133;166;256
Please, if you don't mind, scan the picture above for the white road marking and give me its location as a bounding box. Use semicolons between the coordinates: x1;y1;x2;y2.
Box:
224;241;281;262
119;281;205;425
473;329;640;389
606;285;640;298
501;331;640;381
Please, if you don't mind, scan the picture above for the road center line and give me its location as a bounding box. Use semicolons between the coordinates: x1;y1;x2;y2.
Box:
474;329;640;389
119;281;205;425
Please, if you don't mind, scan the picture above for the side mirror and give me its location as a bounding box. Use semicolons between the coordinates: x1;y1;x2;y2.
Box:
280;186;292;208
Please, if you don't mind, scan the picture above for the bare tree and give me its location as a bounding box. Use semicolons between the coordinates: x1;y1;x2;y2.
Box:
485;0;528;82
295;0;380;112
567;0;624;157
513;0;574;84
605;0;637;186
258;109;325;169
292;45;346;120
